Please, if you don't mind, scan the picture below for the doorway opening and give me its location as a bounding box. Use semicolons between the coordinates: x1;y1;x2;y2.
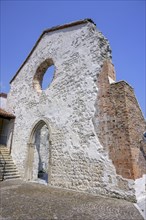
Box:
25;120;50;184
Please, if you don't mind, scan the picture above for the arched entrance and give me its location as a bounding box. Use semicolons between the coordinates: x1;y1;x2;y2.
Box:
24;119;51;183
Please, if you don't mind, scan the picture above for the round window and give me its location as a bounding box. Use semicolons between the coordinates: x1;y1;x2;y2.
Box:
33;59;55;92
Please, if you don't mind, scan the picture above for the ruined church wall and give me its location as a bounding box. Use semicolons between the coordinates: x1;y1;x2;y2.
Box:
7;22;135;201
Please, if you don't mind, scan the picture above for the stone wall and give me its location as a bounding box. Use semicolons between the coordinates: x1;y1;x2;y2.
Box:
6;20;144;201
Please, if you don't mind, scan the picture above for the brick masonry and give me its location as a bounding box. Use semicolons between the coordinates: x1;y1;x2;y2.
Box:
95;60;146;179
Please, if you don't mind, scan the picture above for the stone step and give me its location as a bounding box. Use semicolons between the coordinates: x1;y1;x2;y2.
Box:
4;175;20;180
0;149;9;152
4;171;19;176
0;148;9;151
0;151;9;154
0;145;8;150
3;165;17;169
0;162;16;166
3;164;16;168
2;168;18;173
0;156;10;159
1;170;20;179
2;166;17;169
0;154;10;157
0;157;13;161
0;153;10;157
0;147;20;181
0;164;15;168
1;160;14;163
0;153;12;156
0;171;18;175
0;167;18;172
1;159;15;162
4;166;15;169
0;153;9;155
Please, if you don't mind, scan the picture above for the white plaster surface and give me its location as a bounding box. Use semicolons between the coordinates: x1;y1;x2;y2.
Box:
108;76;115;84
135;201;146;220
0;97;7;110
134;174;146;219
135;174;146;201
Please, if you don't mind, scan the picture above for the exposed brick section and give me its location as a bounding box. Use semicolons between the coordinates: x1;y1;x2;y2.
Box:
96;60;146;180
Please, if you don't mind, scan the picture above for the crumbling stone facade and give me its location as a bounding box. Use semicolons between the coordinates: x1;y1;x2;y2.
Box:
4;19;146;202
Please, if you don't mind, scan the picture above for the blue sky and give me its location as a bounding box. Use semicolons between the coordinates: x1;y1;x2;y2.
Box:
0;0;145;117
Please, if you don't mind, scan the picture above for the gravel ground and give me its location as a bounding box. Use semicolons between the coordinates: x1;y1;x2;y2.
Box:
0;179;144;220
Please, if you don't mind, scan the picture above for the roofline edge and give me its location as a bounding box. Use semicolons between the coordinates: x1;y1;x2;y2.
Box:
10;18;96;84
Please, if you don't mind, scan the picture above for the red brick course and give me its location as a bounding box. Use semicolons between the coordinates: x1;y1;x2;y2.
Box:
96;60;146;179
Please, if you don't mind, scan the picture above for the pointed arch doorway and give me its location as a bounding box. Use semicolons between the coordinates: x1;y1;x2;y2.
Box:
25;119;51;184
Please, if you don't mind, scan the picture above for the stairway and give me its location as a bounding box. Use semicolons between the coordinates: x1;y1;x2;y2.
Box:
0;146;20;181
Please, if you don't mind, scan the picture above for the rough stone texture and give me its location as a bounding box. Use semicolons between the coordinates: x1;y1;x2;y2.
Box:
0;180;144;220
5;20;146;202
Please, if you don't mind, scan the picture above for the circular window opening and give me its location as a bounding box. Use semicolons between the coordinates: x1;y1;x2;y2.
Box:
42;65;55;90
33;59;55;92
